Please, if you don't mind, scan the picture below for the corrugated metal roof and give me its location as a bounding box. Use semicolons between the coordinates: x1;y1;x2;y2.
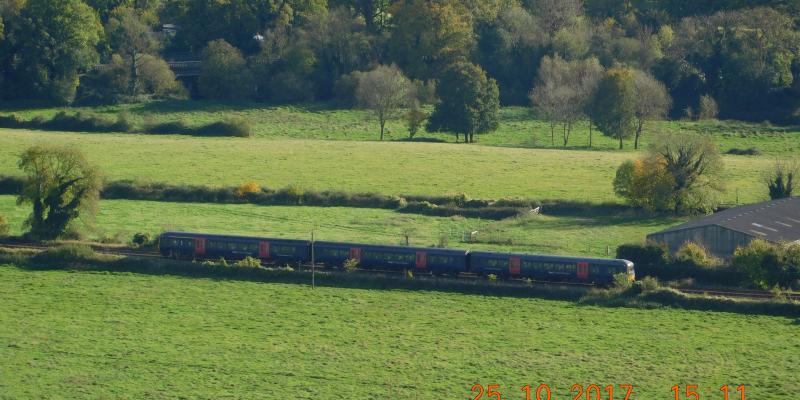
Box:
649;197;800;243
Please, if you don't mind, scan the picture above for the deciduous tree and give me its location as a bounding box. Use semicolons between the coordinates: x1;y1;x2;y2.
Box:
199;39;254;100
632;69;671;149
427;62;499;143
355;64;412;140
7;0;103;104
388;0;474;80
17;146;101;240
590;68;636;149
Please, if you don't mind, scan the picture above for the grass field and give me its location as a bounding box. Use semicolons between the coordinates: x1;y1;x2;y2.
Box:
0;196;682;257
4;101;800;156
0;129;774;204
1;265;797;399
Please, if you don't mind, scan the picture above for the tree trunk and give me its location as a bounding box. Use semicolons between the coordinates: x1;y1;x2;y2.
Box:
455;132;459;142
550;122;555;146
619;134;624;150
634;120;644;150
469;132;474;143
129;51;139;96
380;119;385;141
588;119;593;148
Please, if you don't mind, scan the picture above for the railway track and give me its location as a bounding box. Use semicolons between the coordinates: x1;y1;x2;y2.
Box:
1;242;797;301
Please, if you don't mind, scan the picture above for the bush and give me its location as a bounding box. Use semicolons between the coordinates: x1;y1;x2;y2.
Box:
42;111;133;133
674;242;721;268
343;258;359;272
196;117;253;138
732;240;796;289
234;256;262;268
0;114;25;128
0;214;9;238
235;182;262;198
132;232;152;246
617;243;669;269
32;244;94;265
143;118;252;138
0;175;25;195
698;95;719;120
726;147;761;156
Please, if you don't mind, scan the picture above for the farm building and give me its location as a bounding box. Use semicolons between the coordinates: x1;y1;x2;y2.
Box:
647;197;800;259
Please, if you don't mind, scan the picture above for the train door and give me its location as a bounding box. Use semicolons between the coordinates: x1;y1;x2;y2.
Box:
349;247;362;262
509;257;521;276
415;252;427;269
259;242;270;259
195;238;206;256
577;262;589;280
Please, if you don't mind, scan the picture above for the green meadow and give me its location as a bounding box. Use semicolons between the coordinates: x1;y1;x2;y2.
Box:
4;101;800;156
0;265;797;399
0;129;774;205
0;196;681;257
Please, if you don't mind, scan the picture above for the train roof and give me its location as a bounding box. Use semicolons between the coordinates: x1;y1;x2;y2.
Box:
469;250;633;265
313;240;469;254
160;232;310;244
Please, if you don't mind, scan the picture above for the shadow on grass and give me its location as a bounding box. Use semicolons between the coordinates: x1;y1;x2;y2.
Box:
3;250;798;318
129;100;346;115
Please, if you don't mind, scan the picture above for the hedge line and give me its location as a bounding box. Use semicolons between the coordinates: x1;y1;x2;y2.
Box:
0;112;252;138
0;175;626;220
3;246;796;317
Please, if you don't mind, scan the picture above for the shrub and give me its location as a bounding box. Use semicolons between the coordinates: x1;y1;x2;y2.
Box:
617;243;669;269
487;274;498;281
0;214;9;238
612;273;633;291
726;147;761;156
144;120;191;135
343;258;359;272
0;175;25;195
197;117;253;138
698;95;719;120
235;182;262;198
132;232;152;246
32;244;94;265
234;256;262;268
732;240;799;289
0;114;25;128
674;242;721;268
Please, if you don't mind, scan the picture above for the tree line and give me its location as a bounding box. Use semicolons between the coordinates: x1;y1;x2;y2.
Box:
1;1;800;131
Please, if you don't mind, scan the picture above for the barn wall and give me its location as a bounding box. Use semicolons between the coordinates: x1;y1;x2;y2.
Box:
647;226;755;259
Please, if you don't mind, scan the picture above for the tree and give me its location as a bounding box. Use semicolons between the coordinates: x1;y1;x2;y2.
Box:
765;160;798;200
355;64;412;141
17;146;101;240
590;68;636;149
199;39;254;100
427;63;500;143
105;6;160;97
6;0;102;103
405;99;428;139
632;70;671;149
530;56;603;147
649;133;724;213
388;0;475;80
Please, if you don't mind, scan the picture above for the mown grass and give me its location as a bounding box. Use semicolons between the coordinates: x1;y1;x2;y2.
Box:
3;100;799;155
0;129;774;204
0;264;797;399
0;196;682;257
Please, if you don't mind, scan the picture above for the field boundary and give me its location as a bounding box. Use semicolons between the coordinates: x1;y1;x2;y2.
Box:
2;245;797;317
0;175;631;220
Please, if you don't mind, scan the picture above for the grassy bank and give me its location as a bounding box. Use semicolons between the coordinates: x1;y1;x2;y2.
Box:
3;101;799;155
0;129;773;204
0;196;682;257
0;264;797;399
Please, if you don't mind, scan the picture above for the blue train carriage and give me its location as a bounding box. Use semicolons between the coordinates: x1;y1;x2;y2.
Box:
313;241;468;274
159;232;311;264
468;251;635;284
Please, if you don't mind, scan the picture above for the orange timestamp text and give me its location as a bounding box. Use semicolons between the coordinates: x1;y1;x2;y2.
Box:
471;384;635;400
471;384;748;400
